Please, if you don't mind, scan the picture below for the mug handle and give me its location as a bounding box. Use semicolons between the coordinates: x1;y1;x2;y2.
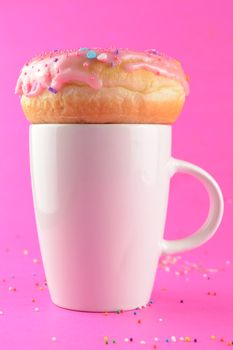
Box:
161;158;224;254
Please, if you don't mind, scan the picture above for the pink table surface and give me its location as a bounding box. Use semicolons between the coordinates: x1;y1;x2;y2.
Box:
0;0;233;349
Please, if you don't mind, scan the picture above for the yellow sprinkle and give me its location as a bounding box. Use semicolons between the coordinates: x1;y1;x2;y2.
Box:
210;335;216;340
185;336;191;342
104;336;108;344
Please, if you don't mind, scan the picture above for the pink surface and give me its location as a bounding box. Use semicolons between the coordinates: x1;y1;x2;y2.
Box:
0;0;232;349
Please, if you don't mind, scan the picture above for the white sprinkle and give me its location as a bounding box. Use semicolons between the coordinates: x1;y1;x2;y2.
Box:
175;271;180;276
34;307;39;312
226;260;231;265
140;340;146;344
203;273;208;278
124;338;129;342
159;318;163;322
171;336;176;342
97;53;108;62
179;337;184;341
154;337;159;341
165;266;170;272
0;310;4;315
23;249;29;255
51;336;57;342
33;258;38;264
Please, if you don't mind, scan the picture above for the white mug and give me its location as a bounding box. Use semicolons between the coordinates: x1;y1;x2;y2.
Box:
29;124;224;311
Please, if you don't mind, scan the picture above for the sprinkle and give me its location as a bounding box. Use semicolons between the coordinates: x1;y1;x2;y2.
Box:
51;336;57;342
97;53;108;62
129;338;133;342
33;258;38;264
140;340;146;345
137;319;141;324
133;311;138;315
220;338;224;342
8;286;16;292
114;48;119;55
154;337;159;341
54;58;59;62
32;298;36;302
165;338;169;343
175;271;180;276
23;249;29;255
83;62;89;69
0;310;4;315
124;338;129;343
194;339;197;342
112;339;116;344
180;300;184;303
159;318;163;322
149;49;160;55
226;260;231;265
116;309;121;314
171;336;176;342
149;300;154;304
45;64;48;67
86;50;97;59
34;307;39;312
104;336;109;344
165;266;170;272
185;337;191;342
179;337;184;341
227;341;232;346
48;87;57;94
24;72;27;75
79;47;89;51
203;273;208;278
210;335;216;340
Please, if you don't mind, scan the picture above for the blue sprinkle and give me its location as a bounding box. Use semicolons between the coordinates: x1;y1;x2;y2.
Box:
79;47;89;51
86;50;97;59
48;86;57;94
165;338;169;343
133;311;138;315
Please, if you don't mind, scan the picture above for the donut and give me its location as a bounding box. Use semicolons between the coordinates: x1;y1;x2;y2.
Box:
15;48;189;124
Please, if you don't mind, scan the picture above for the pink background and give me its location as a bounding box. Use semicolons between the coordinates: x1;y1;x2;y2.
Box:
0;0;232;349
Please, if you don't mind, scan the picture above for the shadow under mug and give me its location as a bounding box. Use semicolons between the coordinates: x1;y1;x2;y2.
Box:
29;124;224;312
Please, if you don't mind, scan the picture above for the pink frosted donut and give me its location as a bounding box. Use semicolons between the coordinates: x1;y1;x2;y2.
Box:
15;47;189;124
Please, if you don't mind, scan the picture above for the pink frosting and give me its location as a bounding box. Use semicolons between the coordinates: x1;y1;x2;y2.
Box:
15;48;189;97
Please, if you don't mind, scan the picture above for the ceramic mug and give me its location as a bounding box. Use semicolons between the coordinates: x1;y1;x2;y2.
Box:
29;124;224;311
